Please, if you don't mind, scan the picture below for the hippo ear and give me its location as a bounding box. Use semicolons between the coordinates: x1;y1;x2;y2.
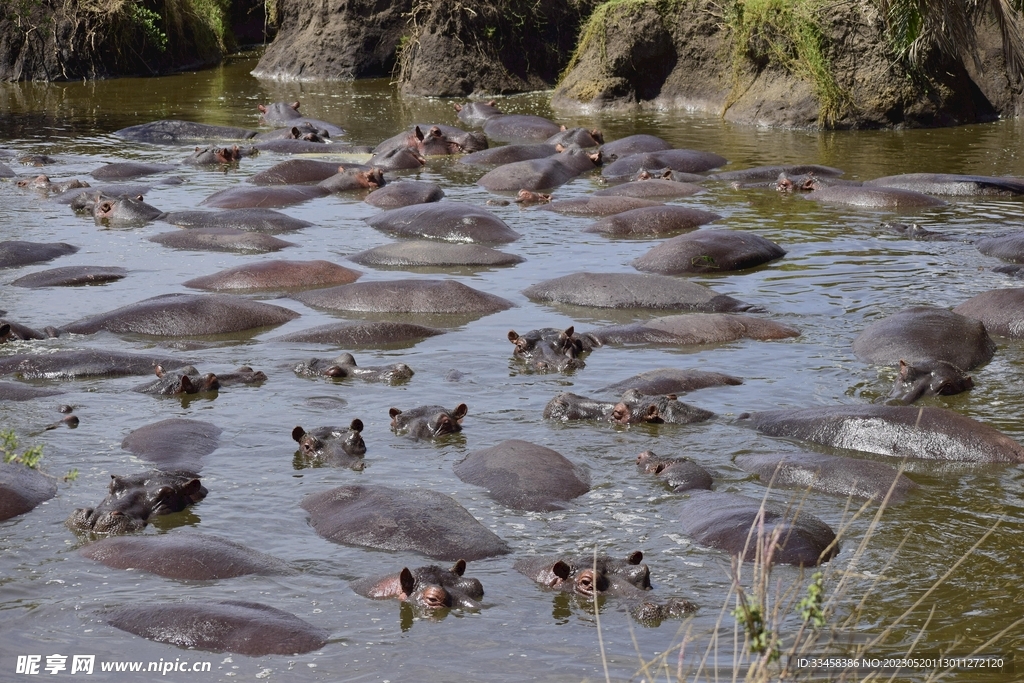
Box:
555;143;565;153
563;326;574;337
899;359;910;380
290;101;300;111
0;323;9;338
626;551;644;565
291;426;307;442
645;405;661;422
414;126;425;141
180;479;203;498
108;474;124;492
400;567;416;597
450;559;467;576
552;560;572;581
180;375;195;393
559;125;567;131
453;103;463;112
389;407;403;419
451;403;468;421
487;100;496;106
258;104;267;113
349;419;364;433
666;394;677;401
508;330;520;343
290;127;301;138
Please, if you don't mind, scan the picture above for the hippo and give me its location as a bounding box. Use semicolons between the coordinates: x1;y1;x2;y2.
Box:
107;601;328;655
150;227;297;253
271;321;444;347
635;451;713;492
292;279;515;317
582;314;800;347
0;161;15;177
546;126;604;148
160;208;313;233
459;143;559;166
0;350;187;380
301;484;511;561
292;421;367;470
454;439;590;511
181;145;255;165
540;196;663;217
257;100;345;136
366;202;521;243
92;194;164;226
121;418;222;472
10;265;127;288
976;231;1024;263
735;452;919;505
0;240;78;269
508;326;592;373
483;114;562;142
584;205;723;237
454;100;503;126
736;405;1024;462
81;532;292;579
66;470;207;534
678;490;839;566
252;138;351;154
593;177;704;199
60;292;300;337
348;240;524;268
182;259;361;292
132;365;220;396
293;353;414;384
599;134;674;159
0;461;58;521
852;306;995;370
632;230;787;275
522;272;756;312
878;221;952;241
600;368;743;395
254;122;333;141
0;319;52;341
249;159;352;185
475;147;601;191
367;146;426;170
113;120;259;143
953;288;1024;338
318;167;385;193
58;182;162;209
602;149;728;179
803;184;947;208
364;180;444;209
210;365;268;387
17;174;90;194
708;164;845;182
0;380;65;401
352;559;484;611
513;189;551;205
864;173;1024;196
90;161;178;181
514;551;696;625
543;390;715;425
373;125;485;157
886;359;976;404
199;184;330;209
390;403;467;440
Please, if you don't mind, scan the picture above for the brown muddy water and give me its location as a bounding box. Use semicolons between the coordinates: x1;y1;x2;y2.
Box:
1;50;1023;682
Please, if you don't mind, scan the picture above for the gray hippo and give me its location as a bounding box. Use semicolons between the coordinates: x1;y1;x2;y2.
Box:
301;484;511;561
593;176;704;199
631;230;786;275
0;319;52;341
121;418;222;472
248;158;346;185
91;194;165;226
522;272;756;312
0;461;57;521
864;173;1024;196
150;227;297;253
708;164;845;182
453;439;590;511
60;293;300;337
454;100;503;126
635;450;713;492
546;126;604;148
182;259;361;292
803;184;946;208
292;421;367;470
66;470;207;534
390;404;467;439
257;100;345;136
600;368;743;395
366;203;521;243
199;184;330;209
539;196;662;217
602;149;727;179
459;143;558;166
365;180;444;209
373;124;485;157
90;161;177;181
80;531;292;579
600;134;673;159
583;313;800;346
272;321;444;347
348;241;524;268
734;452;919;505
132;365;220;396
0;350;188;380
0;381;65;401
292;279;514;317
483;114;562;142
886;359;975;404
476;147;601;191
107;601;328;655
0;240;78;269
678;490;839;566
160;208;313;233
736;405;1024;462
17;174;91;195
351;559;484;611
953;288;1024;338
113;120;259;142
293;353;413;384
543;390;715;425
508;326;592;373
10;266;127;288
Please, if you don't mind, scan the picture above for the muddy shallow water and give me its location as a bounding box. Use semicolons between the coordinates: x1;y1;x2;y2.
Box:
1;52;1023;682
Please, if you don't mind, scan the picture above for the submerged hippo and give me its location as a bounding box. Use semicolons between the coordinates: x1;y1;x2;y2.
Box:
182;259;361;292
301;484;511;561
90;161;177;181
150;227;297;253
60;292;300;337
348;240;524;268
66;470;207;534
736;405;1024;462
0;380;65;401
632;229;786;275
390;404;467;440
0;240;79;269
483;114;562;142
0;319;51;341
600;134;673;159
366;202;521;243
459;143;558;166
81;531;292;579
803;184;947;208
10;265;127;288
181;145;254;165
454;100;503;126
508;326;592;373
271;321;444;347
600;367;743;395
543;390;715;425
864;173;1024;196
735;452;919;505
160;208;313;234
257;100;345;136
593;176;703;199
91;194;165;226
352;559;484;611
249;159;347;185
292;421;367;470
200;184;330;209
107;601;328;655
522;272;756;312
365;180;444;209
476;147;601;191
0;462;58;522
886;359;974;404
0;350;187;380
583;313;800;347
585;205;722;238
602;149;727;179
678;490;839;566
852;306;995;370
113;120;259;143
635;450;713;492
454;439;590;511
373;124;485;157
293;353;413;384
292;279;514;317
132;365;220;396
953;288;1024;338
539;196;662;217
121;418;222;472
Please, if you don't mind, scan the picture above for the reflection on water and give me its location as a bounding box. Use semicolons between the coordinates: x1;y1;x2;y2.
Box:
1;50;1023;682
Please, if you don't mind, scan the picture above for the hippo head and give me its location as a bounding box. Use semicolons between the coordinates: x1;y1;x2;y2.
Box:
17;174;50;189
66;492;150;535
775;172;818;193
152;365;220;395
514;189;552;205
611;390;670;424
888;359;974;404
400;567;453;609
292;419;367;460
427;404;467;436
66;470;206;534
